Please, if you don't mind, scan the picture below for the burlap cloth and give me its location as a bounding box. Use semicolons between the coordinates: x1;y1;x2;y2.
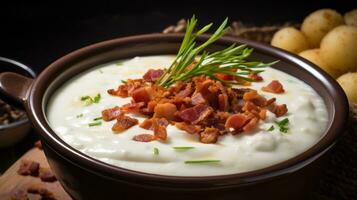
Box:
163;20;357;200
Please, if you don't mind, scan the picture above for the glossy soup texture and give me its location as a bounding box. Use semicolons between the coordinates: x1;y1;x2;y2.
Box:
46;55;328;176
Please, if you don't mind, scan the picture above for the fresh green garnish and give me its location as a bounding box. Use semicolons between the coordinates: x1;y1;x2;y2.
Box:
76;113;84;118
173;146;195;151
156;15;276;88
88;121;102;127
275;118;289;134
267;125;275;131
184;160;221;164
121;80;127;84
80;93;101;105
93;117;103;121
153;147;159;155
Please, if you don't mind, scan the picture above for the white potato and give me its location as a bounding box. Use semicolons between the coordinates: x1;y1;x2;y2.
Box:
271;27;309;54
299;49;342;78
320;25;357;73
344;9;357;27
337;72;357;103
301;9;344;47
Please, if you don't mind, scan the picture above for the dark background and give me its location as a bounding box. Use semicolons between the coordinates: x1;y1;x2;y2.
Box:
1;0;355;73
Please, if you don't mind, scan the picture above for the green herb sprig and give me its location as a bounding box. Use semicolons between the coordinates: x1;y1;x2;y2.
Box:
80;93;101;105
184;160;221;164
153;147;160;155
156;15;276;87
173;146;195;151
267;118;290;134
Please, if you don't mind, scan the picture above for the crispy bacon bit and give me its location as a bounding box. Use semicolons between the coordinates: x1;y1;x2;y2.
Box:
39;168;57;182
143;69;164;82
133;134;156;142
200;127;219;143
265;97;276;106
102;106;121;121
17;160;40;176
121;102;145;114
27;184;55;200
178;104;213;124
191;93;206;105
34;140;42;150
215;73;233;81
153;103;177;120
249;73;263;82
218;93;229;111
175;122;202;134
176;83;193;98
112;114;138;133
243;117;259;132
108;85;129;97
262;80;285;94
131;87;151;103
152;119;167;140
225;114;248;131
259;109;267;120
269;103;288;117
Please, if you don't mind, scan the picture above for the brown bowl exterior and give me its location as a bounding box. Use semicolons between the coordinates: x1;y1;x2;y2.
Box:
1;34;348;200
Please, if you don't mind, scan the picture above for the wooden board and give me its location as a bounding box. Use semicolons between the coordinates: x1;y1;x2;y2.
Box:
0;148;71;200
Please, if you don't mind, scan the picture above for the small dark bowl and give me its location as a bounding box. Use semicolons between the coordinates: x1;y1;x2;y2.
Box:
0;57;36;147
0;34;348;199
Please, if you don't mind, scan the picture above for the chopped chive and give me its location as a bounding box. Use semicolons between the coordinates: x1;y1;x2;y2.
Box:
184;160;221;164
173;146;195;151
76;113;84;118
153;147;159;155
267;125;275;131
88;121;102;127
274;118;289;134
121;80;127;84
93;93;101;103
93;116;103;121
116;62;124;66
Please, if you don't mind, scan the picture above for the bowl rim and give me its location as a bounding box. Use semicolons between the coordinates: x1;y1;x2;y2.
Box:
0;56;36;131
27;33;349;187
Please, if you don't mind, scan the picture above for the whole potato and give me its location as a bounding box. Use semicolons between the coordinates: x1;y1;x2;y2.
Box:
344;9;357;27
299;49;342;78
337;72;357;103
320;25;357;73
301;9;344;47
271;27;309;54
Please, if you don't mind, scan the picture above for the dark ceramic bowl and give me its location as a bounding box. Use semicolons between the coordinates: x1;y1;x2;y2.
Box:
0;57;36;147
0;34;348;200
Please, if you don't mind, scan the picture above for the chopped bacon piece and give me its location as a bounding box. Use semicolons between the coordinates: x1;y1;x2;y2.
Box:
176;83;193;98
243;90;259;101
175;122;202;134
269;103;288;117
133;134;156;142
121;102;145;114
262;80;285;94
39;168;57;182
215;73;234;81
102;106;121;121
152;119;167;140
265;97;276;106
140;118;169;130
177;104;213;124
11;189;28;200
143;69;164;82
131;87;151;103
259;109;267;120
243;117;259;132
191;93;206;105
249;73;263;82
200;127;219;143
112;114;138;133
225;114;249;130
218;93;229;111
108;84;129;97
153;103;177;120
17;160;40;176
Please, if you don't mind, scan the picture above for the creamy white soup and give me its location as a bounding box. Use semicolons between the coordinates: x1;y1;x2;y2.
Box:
47;55;328;176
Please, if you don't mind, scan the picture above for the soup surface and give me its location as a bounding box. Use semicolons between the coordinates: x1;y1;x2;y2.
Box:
47;55;328;176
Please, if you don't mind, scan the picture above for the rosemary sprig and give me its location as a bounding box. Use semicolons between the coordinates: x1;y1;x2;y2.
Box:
156;16;276;87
